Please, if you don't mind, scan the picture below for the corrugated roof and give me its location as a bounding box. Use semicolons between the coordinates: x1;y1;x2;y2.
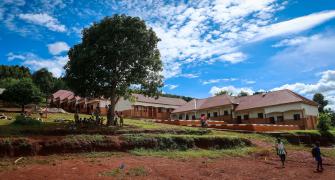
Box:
172;89;317;113
172;94;234;113
52;90;74;101
133;94;187;106
234;89;317;111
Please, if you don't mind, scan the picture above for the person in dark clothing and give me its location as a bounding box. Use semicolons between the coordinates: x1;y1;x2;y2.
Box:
312;141;323;172
119;112;124;127
200;114;206;128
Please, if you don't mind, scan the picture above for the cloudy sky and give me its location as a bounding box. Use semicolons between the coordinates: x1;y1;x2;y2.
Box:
1;0;335;108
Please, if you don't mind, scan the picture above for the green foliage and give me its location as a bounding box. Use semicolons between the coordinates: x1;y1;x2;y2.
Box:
215;90;233;96
317;113;332;132
122;134;250;150
52;78;69;92
238;91;249;97
32;68;55;96
127;166;148;176
324;108;335;127
12;115;42;126
159;93;193;102
313;93;328;113
0;78;19;88
0;65;31;79
0;78;43;112
131;147;258;159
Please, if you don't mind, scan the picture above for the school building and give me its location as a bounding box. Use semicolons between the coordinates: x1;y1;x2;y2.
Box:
171;89;319;129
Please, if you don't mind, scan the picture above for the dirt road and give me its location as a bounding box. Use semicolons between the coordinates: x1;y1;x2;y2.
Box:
1;150;334;180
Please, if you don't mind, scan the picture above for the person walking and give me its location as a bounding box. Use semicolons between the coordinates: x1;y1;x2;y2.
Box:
312;141;323;172
276;138;287;168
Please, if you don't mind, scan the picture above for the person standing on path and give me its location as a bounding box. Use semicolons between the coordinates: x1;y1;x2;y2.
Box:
312;141;323;172
276;138;287;168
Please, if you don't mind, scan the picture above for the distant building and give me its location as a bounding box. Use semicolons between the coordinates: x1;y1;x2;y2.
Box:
49;90;187;119
171;89;319;129
115;94;187;120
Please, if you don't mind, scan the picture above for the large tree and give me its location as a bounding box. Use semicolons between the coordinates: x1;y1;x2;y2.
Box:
0;78;43;112
64;15;163;125
313;93;328;113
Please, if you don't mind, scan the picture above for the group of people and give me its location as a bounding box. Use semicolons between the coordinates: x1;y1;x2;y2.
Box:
276;139;324;172
73;105;124;127
106;105;124;127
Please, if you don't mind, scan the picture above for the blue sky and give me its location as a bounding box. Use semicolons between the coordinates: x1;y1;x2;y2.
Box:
1;0;335;107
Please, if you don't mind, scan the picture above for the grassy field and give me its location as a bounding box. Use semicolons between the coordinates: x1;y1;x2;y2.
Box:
1;112;334;160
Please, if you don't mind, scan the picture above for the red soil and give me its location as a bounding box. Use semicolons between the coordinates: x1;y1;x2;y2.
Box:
1;150;334;180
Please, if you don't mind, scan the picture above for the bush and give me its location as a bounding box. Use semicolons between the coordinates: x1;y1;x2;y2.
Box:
11;115;42;126
317;113;332;132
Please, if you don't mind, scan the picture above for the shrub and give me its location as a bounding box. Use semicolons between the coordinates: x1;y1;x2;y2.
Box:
317;113;332;132
11;115;42;126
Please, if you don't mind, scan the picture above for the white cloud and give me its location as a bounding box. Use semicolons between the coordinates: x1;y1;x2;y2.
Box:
272;34;321;48
269;33;335;73
209;85;254;96
6;52;68;77
272;70;335;109
242;80;256;84
202;78;237;85
217;52;247;64
254;10;335;41
164;84;179;90
47;41;70;55
180;73;199;79
18;13;66;32
7;52;26;61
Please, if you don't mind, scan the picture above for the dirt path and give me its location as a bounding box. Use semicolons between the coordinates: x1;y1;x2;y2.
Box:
1;150;334;180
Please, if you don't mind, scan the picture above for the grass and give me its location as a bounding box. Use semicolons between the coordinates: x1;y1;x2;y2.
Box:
130;147;259;159
100;166;148;178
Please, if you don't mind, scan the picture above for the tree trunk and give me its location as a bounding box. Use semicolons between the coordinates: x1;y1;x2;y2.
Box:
21;104;25;113
107;87;117;126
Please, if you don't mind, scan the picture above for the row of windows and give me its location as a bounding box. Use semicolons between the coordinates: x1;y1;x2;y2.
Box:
236;114;301;121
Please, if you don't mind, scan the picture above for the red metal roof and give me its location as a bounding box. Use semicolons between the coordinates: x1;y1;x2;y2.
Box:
172;89;317;113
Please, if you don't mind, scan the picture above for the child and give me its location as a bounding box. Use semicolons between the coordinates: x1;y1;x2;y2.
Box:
276;138;287;168
200;114;206;128
312;141;323;172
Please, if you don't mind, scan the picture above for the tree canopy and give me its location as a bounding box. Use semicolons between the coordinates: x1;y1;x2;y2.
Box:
215;90;233;96
238;91;249;97
0;65;31;79
32;68;55;96
64;15;163;125
313;93;328;113
0;78;43;112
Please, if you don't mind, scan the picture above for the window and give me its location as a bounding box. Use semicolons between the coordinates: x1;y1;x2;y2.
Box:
186;114;189;120
293;114;301;120
214;112;218;117
277;116;284;122
158;108;162;113
243;115;249;120
224;110;229;115
178;114;183;120
207;113;211;118
258;113;264;119
192;115;196;120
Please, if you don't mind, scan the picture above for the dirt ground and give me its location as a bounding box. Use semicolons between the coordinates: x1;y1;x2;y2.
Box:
0;150;334;180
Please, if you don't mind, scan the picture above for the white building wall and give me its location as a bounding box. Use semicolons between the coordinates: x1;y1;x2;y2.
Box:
302;104;319;116
115;98;133;111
